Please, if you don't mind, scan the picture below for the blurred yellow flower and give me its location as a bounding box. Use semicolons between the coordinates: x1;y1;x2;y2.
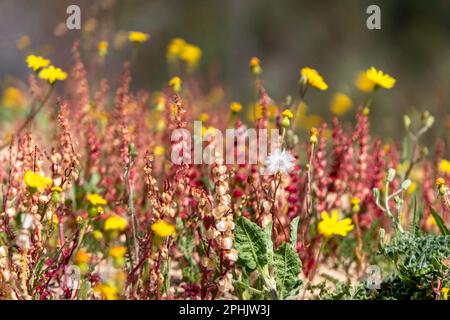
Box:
128;31;150;43
426;215;437;227
309;127;319;144
282;109;294;119
199;112;209;122
151;220;176;238
330;93;353;116
154;145;165;156
51;214;59;225
365;67;396;89
230;102;242;113
442;287;449;300
75;249;90;265
179;43;202;70
94;283;118;300
202;126;218;137
38;66;67;84
76;216;83;225
109;246;126;259
248;103;278;121
166;38;187;62
104;215;127;232
169;76;182;93
86;193;107;206
355;71;375;92
318;210;354;238
26;54;50;72
98;40;108;57
249;57;262;76
93;230;103;241
51;186;62;193
154;96;166;111
156;119;166;132
297;114;323;129
407;181;417;194
300;67;328;91
166;38;201;71
24;170;52;191
2;87;25;108
439;159;450;174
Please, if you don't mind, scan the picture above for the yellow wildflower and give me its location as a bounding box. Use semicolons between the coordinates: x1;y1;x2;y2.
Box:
51;214;59;225
436;177;447;196
248;103;278;121
151;220;176;238
98;40;108;57
355;71;375;92
94;283;118;300
442;288;449;300
169;76;182;93
166;38;187;62
436;178;446;188
179;43;202;70
282;109;294;119
86;193;107;206
426;215;437;227
51;186;62;193
318;210;354;238
104;215;127;232
76;216;83;225
249;57;262;76
128;31;150;43
93;230;103;241
2;87;25;108
75;249;90;265
154;145;165;157
365;67;396;89
300;67;328;91
330;93;353;116
156;119;166;132
281;109;293;128
38;66;68;84
309;127;319;144
202;126;218;138
26;54;50;72
108;246;127;259
230;102;242;113
155;96;166;111
439;159;450;174
24;170;52;191
351;197;361;213
199;112;209;122
407;181;417;194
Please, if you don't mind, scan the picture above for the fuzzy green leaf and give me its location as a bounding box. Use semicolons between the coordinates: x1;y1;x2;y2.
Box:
273;243;302;299
429;207;450;235
290;217;299;248
264;222;274;264
235;216;268;271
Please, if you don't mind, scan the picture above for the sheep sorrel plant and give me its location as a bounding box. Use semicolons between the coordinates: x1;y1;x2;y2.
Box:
1;6;450;303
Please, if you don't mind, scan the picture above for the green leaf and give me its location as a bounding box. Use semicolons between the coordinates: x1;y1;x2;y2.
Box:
429;207;450;235
273;243;302;299
233;280;266;300
264;222;274;264
235;216;268;271
290;217;299;248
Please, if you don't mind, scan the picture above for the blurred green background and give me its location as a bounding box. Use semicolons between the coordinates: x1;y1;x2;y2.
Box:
1;0;450;141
